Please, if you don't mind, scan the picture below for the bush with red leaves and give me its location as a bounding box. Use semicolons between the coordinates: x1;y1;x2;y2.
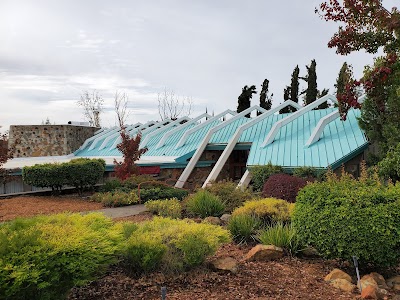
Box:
262;173;309;203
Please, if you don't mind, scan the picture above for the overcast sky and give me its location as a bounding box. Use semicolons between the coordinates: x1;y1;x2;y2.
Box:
0;0;396;131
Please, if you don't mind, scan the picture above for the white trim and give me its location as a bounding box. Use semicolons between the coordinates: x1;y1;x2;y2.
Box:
305;110;340;147
98;123;141;150
78;127;118;151
156;113;211;149
237;170;252;190
202;100;302;187
140;116;191;148
175;106;267;188
88;127;120;151
175;110;237;149
110;121;157;150
261;94;338;147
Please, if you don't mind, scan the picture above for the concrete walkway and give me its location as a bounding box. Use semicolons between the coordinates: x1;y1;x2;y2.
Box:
87;204;148;218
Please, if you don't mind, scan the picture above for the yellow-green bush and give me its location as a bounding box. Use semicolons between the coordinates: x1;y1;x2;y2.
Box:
145;198;182;218
122;217;231;273
0;213;123;300
232;198;294;224
91;190;139;207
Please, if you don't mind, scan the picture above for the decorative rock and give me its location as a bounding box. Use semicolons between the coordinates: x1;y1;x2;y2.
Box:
329;278;356;293
244;245;284;262
324;269;353;283
368;273;389;290
203;216;221;226
301;246;320;257
361;285;378;299
220;214;231;223
387;276;400;291
209;257;238;274
359;275;379;291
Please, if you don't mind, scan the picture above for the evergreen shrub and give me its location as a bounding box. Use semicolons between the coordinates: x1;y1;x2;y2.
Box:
145;198;182;219
293;171;400;266
0;213;122;300
205;180;253;213
122;217;230;273
91;190;139;207
250;163;283;192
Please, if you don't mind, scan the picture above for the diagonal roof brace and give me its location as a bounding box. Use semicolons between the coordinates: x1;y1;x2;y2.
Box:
174;109;237;149
109;121;157;150
98;122;142;150
305;110;340;147
156;113;211;149
261;94;338;147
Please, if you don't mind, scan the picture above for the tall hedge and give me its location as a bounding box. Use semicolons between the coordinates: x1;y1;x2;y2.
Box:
293;173;400;267
22;158;105;193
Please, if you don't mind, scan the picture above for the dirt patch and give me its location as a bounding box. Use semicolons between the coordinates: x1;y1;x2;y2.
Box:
68;243;355;300
0;195;103;222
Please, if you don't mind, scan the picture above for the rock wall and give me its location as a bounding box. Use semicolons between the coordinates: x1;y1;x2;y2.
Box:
9;125;98;157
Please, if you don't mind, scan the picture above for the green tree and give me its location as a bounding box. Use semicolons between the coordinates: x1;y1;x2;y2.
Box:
301;59;318;106
281;66;300;114
237;85;257;117
335;62;352;96
258;79;273;115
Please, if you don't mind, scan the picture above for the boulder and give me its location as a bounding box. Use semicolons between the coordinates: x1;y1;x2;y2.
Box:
359;274;379;291
203;216;221;226
244;244;284;262
324;269;352;283
361;285;378;299
329;278;356;293
220;214;231;223
209;257;238;274
301;246;320;257
364;273;389;290
387;275;400;291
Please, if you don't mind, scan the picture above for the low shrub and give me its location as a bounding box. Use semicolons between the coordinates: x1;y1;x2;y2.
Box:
0;213;122;300
100;178;123;192
250;162;283;192
122;217;230;273
258;222;301;255
123;174;156;189
205;180;253;213
22;163;66;192
91;190;139;207
232;198;294;225
227;214;261;244
139;187;188;202
293;171;400;267
145;198;182;219
186;190;225;218
262;173;309;203
292;166;324;179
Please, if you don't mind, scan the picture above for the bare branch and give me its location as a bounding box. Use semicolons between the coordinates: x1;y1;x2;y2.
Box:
77;90;104;127
114;91;130;129
157;88;193;120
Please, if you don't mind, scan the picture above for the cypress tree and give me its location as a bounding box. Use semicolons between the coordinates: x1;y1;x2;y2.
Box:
335;62;352;96
237;85;257;117
302;59;318;106
279;87;292;114
290;65;300;103
258;79;273;115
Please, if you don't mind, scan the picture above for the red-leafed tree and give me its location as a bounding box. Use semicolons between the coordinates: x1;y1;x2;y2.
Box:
113;92;147;180
317;0;400;157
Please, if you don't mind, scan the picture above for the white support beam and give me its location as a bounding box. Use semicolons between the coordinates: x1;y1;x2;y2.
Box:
175;105;267;188
94;127;107;135
98;122;141;150
156;113;211;149
141;116;191;148
78;127;117;151
175;109;237;149
88;127;120;151
110;121;156;150
237;170;252;190
261;94;338;147
305;110;340;147
202;100;302;188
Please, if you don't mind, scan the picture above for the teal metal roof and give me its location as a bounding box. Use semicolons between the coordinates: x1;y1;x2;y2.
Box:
74;106;368;170
246;108;368;169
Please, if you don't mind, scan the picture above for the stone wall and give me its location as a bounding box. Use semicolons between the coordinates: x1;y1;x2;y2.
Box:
9;125;98;157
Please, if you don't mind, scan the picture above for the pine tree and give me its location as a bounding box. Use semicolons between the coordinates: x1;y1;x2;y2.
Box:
290;65;300;103
237;85;257;117
279;87;292;114
335;62;352;96
258;79;273;115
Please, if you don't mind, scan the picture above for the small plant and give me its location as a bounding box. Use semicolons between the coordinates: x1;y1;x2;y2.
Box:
186;190;225;218
123;174;155;189
250;162;283;192
228;214;261;244
258;222;301;255
100;178;123;192
91;190;139;207
145;198;182;219
232;198;294;225
378;142;400;182
205;180;253;213
139;186;188;202
262;173;309;203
